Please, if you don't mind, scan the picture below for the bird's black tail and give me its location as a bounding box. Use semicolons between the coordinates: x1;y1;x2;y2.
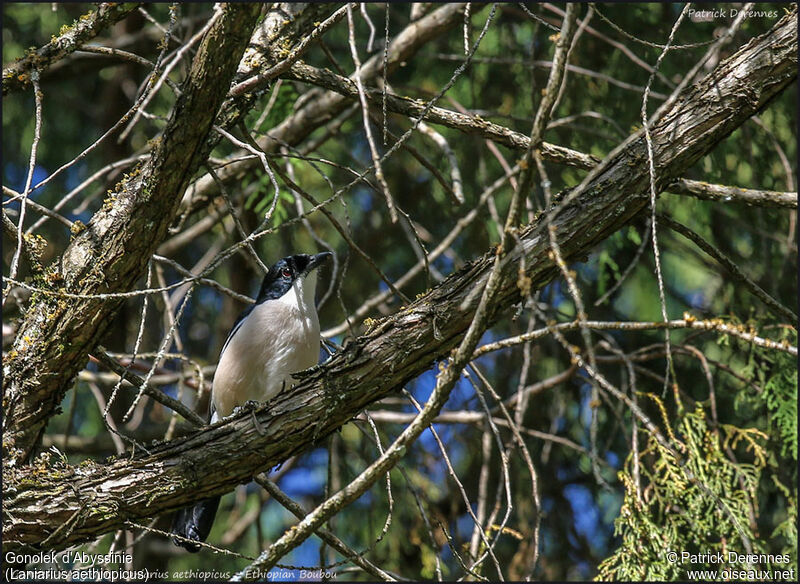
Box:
171;495;221;552
172;407;221;552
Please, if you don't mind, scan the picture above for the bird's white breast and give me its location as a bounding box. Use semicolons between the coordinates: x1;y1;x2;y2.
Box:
212;273;319;418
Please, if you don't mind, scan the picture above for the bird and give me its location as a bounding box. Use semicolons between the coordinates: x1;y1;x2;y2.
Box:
172;251;332;552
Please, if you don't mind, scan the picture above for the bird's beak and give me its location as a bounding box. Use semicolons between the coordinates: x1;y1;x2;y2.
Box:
305;251;333;274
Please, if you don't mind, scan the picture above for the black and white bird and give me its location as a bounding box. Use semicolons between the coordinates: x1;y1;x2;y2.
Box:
172;251;332;552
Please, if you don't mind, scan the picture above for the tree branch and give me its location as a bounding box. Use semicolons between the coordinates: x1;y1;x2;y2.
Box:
90;347;207;427
2;210;45;274
2;3;263;464
2;7;796;555
471;319;797;359
178;2;471;217
283;61;600;170
658;214;797;323
283;61;796;208
666;178;797;208
2;3;142;96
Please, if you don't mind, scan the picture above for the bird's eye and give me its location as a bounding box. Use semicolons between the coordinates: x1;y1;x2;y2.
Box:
281;268;292;278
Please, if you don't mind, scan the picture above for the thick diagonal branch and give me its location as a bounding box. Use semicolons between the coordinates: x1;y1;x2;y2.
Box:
2;8;796;554
2;3;262;464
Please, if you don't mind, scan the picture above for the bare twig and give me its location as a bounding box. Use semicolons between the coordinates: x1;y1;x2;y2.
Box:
346;4;398;222
229;4;351;97
2;3;142;95
641;4;691;395
666;179;797;208
7;72;44;288
472;319;798;359
659;214;797;323
91;347;205;427
254;475;396;581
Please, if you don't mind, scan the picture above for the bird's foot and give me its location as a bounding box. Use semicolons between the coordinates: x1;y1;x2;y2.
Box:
321;337;342;357
232;400;261;416
292;365;319;380
250;409;266;436
232;401;267;435
307;363;325;375
243;399;261;410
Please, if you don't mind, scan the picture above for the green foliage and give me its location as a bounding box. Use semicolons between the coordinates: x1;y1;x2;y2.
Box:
761;330;798;461
241;165;301;227
597;250;620;297
596;405;781;580
770;484;797;554
246;82;300;134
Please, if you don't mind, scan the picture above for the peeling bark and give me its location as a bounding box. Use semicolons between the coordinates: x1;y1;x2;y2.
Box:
3;9;795;553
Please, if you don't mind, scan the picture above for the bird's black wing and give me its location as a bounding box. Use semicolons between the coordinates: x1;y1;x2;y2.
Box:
218;303;256;358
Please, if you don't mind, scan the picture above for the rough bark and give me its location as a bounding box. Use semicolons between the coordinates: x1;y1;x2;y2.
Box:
3;9;795;553
2;3;263;465
215;3;343;133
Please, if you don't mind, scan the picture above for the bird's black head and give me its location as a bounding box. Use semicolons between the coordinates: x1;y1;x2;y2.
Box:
256;252;332;302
